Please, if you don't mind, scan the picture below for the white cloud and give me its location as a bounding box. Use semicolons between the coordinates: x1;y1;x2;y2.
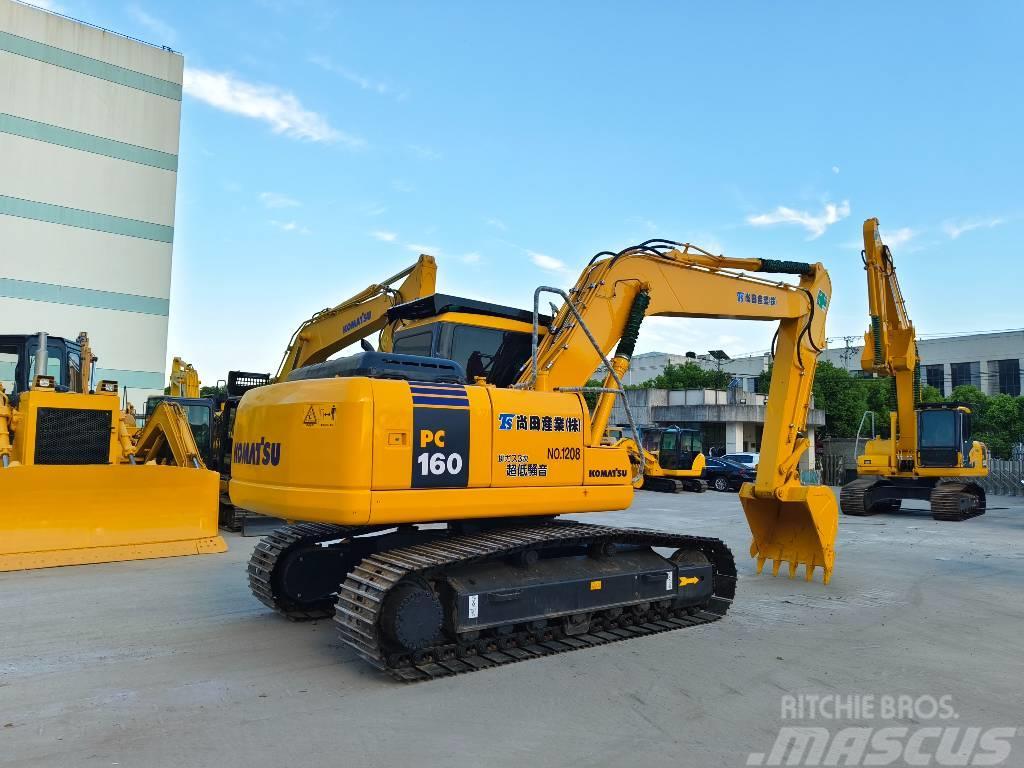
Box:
408;144;441;160
127;5;176;46
360;203;387;217
270;220;309;235
461;252;481;265
884;227;915;247
943;216;1005;239
371;230;397;242
407;243;440;255
831;165;840;174
259;192;300;209
747;200;850;239
485;217;508;231
182;68;361;146
392;179;415;193
529;251;569;272
309;55;394;96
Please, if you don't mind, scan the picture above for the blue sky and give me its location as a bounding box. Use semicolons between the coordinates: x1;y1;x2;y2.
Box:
36;1;1024;379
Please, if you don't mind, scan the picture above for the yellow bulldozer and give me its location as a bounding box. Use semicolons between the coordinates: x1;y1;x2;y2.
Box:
232;239;839;681
0;332;225;571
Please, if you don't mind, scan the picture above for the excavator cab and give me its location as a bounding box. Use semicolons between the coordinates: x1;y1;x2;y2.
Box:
388;294;547;387
145;395;217;467
917;403;975;469
648;427;703;471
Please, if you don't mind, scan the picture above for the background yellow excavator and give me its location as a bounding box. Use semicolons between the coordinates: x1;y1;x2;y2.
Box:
841;219;988;521
615;425;708;493
169;356;201;398
231;239;837;681
0;332;224;571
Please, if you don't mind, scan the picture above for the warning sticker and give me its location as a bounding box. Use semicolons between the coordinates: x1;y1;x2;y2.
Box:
302;404;337;427
468;594;479;619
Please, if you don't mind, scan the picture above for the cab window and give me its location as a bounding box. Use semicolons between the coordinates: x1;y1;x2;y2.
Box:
392;330;434;357
0;344;17;394
68;351;82;393
27;342;64;386
450;325;532;386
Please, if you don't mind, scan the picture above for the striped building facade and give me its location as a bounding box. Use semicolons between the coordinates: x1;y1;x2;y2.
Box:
0;0;182;406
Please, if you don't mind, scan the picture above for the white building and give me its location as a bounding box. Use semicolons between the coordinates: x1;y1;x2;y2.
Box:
820;330;1024;398
620;330;1024;400
0;0;183;407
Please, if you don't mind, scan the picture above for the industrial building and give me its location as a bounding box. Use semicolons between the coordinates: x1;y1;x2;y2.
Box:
609;387;826;470
0;0;182;408
619;329;1024;399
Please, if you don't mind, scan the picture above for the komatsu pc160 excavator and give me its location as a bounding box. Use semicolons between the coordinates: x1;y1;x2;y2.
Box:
230;240;838;680
840;219;988;521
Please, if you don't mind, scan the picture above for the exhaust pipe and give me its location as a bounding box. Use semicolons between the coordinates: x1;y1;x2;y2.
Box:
34;331;48;382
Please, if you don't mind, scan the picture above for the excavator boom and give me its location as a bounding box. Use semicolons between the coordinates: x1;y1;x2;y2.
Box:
274;254;437;381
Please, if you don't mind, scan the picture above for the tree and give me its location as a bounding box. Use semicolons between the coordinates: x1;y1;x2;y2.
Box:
812;361;869;438
919;384;944;403
641;362;731;390
582;378;603;410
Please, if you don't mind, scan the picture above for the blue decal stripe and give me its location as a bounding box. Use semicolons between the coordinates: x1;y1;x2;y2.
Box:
409;381;465;388
412;396;470;407
409;387;468;397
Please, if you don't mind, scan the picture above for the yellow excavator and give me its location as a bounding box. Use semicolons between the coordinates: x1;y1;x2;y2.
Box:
169;356;201;398
840;219;989;521
617;426;708;493
0;332;224;571
231;239;838;681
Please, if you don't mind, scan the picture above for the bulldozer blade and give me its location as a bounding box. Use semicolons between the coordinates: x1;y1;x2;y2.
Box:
739;483;837;584
0;464;226;572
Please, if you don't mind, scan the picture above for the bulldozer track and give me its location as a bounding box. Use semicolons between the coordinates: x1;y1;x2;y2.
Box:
930;481;986;522
332;521;736;682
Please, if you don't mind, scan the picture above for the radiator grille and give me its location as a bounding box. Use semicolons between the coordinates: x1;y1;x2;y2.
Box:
34;407;111;465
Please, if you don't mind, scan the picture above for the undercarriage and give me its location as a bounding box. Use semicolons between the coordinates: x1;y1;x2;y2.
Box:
249;519;736;681
840;477;986;522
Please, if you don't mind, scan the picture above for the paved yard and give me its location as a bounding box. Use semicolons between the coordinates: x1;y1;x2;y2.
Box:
2;491;1022;767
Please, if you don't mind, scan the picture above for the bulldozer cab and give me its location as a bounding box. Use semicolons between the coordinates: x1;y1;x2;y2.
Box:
0;333;85;399
388;294;548;387
644;426;703;471
917;403;974;469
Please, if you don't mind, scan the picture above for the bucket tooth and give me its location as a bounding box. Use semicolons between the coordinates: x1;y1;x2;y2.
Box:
740;484;838;585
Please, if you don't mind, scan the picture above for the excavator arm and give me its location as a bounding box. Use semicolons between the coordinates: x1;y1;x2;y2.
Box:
169;357;201;398
274;255;437;381
130;400;206;469
520;240;837;582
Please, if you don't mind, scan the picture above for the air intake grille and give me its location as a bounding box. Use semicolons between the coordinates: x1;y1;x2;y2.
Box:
34;407;111;465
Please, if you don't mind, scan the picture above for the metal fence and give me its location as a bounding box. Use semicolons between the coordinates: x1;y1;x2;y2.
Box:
977;458;1024;497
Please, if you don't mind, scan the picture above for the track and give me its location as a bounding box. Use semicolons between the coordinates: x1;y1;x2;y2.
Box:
249;520;736;681
931;481;986;522
641;476;708;493
839;477;880;516
332;521;735;682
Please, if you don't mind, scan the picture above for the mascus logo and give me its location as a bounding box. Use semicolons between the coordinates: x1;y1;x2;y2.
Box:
589;468;628;478
234;437;281;466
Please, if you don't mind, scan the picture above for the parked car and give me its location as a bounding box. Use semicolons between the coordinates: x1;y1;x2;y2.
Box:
702;458;756;492
720;452;759;470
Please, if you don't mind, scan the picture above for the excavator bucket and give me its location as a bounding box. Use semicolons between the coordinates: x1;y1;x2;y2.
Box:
0;464;226;572
739;484;838;584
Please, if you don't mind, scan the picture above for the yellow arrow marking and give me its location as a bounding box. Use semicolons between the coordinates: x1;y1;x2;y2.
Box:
678;576;700;587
